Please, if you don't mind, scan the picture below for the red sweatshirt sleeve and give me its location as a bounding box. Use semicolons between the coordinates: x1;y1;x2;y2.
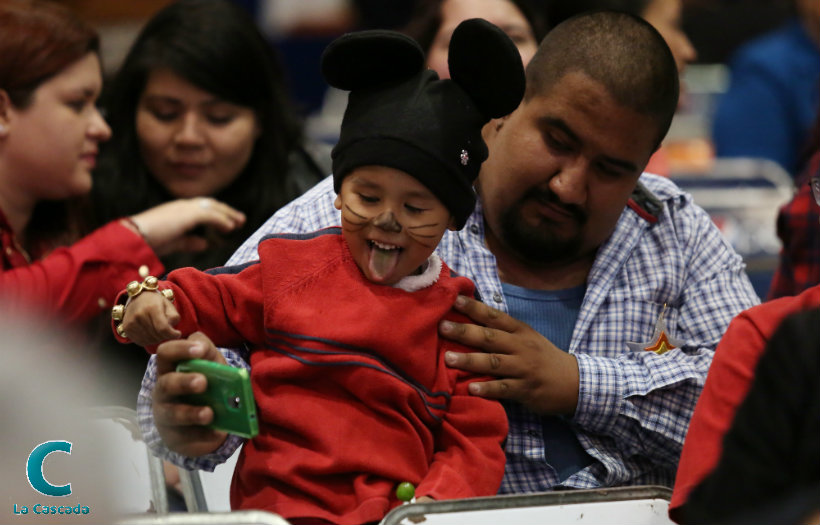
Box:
155;263;268;351
0;220;163;324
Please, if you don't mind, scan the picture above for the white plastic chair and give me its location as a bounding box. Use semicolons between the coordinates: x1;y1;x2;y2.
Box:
380;485;675;525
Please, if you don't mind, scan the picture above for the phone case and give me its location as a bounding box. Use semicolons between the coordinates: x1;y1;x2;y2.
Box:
176;359;259;438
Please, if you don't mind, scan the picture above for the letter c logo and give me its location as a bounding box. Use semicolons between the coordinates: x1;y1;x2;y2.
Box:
26;441;72;497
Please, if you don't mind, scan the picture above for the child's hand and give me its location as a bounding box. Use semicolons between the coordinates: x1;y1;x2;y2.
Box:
121;290;182;346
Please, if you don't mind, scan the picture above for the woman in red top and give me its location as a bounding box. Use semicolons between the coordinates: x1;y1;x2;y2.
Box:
0;0;245;325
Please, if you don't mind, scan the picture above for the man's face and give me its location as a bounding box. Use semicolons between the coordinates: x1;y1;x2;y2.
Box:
478;71;660;268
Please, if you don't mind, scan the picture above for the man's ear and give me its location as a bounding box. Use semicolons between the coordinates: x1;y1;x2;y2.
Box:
334;194;342;211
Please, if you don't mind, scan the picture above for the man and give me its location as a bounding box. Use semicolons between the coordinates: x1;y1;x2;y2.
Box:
138;11;759;492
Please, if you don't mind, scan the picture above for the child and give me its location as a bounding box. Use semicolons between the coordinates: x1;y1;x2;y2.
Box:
114;19;524;525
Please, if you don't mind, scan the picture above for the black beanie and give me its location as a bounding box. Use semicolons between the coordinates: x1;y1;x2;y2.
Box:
322;18;525;229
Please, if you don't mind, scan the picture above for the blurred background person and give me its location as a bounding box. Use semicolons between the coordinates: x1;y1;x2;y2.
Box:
711;0;820;179
403;0;548;79
307;0;548;144
88;0;328;272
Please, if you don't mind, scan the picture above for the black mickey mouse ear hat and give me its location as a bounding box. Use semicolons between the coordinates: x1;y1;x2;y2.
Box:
322;18;525;229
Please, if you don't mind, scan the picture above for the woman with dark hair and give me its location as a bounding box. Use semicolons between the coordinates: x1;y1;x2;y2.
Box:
0;0;244;325
307;0;548;145
402;0;549;78
90;0;328;271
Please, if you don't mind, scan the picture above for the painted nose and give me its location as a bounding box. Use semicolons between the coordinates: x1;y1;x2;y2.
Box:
372;210;402;233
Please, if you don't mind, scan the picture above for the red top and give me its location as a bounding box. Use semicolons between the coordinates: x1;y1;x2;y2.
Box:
154;229;507;525
0;208;164;324
669;284;820;522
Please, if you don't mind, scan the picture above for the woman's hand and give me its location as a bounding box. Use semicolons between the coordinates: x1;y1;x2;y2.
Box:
126;197;245;256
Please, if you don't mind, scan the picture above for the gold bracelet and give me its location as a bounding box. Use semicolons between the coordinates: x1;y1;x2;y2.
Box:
111;275;174;339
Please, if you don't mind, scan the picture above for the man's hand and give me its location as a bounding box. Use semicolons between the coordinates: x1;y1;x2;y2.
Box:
439;294;580;416
153;332;229;457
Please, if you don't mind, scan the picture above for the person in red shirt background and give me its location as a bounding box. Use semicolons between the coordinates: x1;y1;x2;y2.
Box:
0;0;245;325
669;110;820;522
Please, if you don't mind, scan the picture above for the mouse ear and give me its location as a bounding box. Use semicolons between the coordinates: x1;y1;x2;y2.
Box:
321;30;426;92
448;18;526;119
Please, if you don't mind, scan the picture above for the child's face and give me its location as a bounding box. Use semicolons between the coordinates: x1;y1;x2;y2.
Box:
335;166;455;286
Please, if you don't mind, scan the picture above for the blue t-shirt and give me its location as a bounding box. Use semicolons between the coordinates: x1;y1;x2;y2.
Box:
501;282;593;482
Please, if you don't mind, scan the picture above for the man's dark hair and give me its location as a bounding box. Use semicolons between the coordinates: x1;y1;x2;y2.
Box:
525;10;679;149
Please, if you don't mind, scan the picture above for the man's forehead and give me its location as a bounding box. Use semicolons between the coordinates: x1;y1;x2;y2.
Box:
525;81;658;169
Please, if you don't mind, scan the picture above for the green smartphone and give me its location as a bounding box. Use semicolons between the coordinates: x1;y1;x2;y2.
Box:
176;359;259;438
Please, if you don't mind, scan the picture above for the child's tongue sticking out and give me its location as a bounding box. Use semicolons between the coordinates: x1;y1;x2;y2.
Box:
368;242;401;282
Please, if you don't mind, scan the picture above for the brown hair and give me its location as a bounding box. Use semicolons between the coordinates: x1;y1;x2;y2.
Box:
0;1;99;253
0;0;99;109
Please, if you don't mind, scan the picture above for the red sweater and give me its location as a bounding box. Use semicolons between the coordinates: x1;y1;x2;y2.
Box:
159;229;507;524
0;209;163;324
669;284;820;521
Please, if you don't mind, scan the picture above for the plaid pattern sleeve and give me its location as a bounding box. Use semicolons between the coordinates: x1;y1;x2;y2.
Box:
566;176;760;489
767;173;820;300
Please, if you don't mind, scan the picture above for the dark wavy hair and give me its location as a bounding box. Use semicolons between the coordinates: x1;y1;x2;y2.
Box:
90;0;310;269
401;0;549;54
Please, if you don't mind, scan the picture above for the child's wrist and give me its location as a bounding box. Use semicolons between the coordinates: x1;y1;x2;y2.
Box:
111;275;174;340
